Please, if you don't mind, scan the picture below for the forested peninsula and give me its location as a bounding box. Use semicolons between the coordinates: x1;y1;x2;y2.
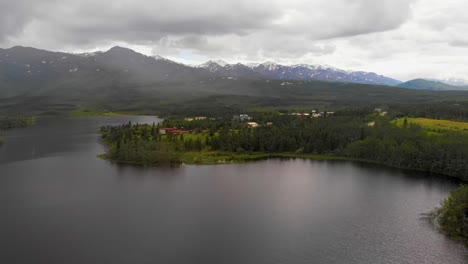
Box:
99;109;468;181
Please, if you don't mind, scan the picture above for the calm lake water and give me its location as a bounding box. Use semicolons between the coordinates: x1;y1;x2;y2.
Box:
0;116;466;264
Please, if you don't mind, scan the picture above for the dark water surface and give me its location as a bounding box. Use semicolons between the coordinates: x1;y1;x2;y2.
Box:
0;117;466;264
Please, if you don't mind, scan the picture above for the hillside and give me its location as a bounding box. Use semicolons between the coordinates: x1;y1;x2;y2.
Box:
398;79;468;91
0;46;211;98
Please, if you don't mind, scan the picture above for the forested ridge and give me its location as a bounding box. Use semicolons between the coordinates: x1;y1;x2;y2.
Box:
100;110;468;180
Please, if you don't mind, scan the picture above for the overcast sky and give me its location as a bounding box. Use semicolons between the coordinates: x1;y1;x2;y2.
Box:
1;0;467;81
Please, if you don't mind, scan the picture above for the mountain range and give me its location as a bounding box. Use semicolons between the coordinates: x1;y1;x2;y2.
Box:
0;46;467;115
1;45;467;96
196;60;402;86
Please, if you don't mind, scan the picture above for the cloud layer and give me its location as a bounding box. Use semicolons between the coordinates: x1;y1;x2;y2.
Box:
1;0;467;80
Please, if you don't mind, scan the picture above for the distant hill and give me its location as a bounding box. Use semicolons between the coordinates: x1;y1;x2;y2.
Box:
397;79;468;91
197;60;402;86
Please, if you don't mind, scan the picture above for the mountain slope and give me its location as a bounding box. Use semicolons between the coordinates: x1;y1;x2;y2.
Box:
0;46;212;98
198;60;401;86
398;79;468;91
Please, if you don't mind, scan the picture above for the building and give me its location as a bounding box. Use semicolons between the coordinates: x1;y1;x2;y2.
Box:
184;118;194;121
167;130;190;136
233;114;251;121
246;122;259;128
159;127;177;135
159;127;190;136
195;117;207;120
291;112;310;117
241;114;251;121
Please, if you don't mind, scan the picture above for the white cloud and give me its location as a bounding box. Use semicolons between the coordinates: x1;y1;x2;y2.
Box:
1;0;467;81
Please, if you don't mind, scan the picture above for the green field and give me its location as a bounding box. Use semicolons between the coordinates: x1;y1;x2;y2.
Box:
70;108;129;117
394;117;468;132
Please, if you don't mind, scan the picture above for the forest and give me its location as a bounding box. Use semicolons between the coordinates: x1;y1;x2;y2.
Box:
100;110;468;180
437;185;468;246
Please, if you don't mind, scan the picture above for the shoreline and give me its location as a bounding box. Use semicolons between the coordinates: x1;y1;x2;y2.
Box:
97;147;464;181
70;109;136;117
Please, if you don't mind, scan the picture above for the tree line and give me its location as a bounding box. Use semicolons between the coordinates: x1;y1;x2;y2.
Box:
101;114;468;180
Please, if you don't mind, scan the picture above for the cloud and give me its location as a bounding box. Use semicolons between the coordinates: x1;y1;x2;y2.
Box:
1;0;467;80
0;0;51;41
1;0;413;44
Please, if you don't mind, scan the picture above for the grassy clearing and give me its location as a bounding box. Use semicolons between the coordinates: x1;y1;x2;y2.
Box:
394;117;468;132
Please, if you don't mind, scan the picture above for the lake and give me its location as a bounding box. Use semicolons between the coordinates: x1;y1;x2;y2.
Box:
0;116;466;264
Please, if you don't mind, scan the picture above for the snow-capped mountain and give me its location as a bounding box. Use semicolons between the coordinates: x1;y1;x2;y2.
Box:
197;60;230;72
197;60;401;86
426;78;468;87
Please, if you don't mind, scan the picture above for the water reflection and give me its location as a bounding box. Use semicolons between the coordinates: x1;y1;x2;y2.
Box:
0;117;466;264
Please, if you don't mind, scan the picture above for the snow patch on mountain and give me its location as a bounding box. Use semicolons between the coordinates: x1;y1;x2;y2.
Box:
75;51;102;57
196;59;401;86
